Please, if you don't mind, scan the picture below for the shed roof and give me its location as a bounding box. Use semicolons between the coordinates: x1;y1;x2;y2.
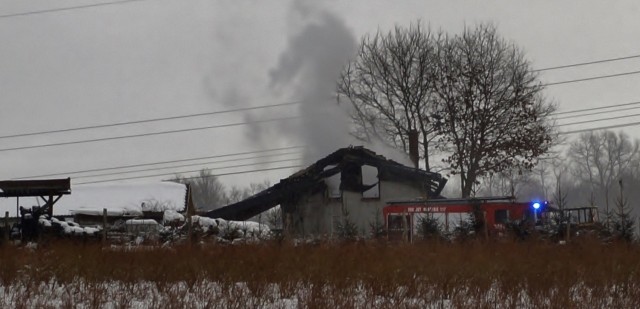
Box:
1;181;187;217
0;178;71;198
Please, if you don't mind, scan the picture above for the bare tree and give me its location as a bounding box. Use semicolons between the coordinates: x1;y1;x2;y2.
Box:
477;168;542;200
244;180;272;224
550;157;570;211
338;22;440;170
265;206;283;229
568;130;639;225
431;24;555;197
613;179;634;242
248;180;271;196
171;169;227;211
534;159;552;199
225;186;247;205
227;180;272;206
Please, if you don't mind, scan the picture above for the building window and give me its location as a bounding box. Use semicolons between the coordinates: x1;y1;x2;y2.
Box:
325;169;341;198
362;165;379;199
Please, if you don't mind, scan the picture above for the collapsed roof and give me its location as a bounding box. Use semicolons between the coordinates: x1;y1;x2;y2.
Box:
205;146;447;221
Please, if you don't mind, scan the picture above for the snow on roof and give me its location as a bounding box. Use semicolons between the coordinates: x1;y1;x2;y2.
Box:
0;181;187;217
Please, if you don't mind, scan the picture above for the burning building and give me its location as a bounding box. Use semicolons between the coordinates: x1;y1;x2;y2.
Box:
206;146;447;238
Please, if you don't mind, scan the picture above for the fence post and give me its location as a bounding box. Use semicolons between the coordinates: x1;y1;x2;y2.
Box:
4;211;9;241
187;211;193;246
445;212;449;233
186;184;194;247
483;211;489;239
102;208;107;243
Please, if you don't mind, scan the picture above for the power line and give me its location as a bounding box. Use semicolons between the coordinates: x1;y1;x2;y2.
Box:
552;100;640;116
554;105;640;121
0;57;637;145
3;0;640;81
559;121;640;135
14;145;305;179
558;113;640;127
0;0;149;19
75;165;304;185
542;70;640;87
0;116;301;153
0;101;303;140
73;156;302;180
534;54;640;72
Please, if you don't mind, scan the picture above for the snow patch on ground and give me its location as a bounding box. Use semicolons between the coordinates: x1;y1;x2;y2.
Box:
0;279;632;308
190;216;271;239
46;217;102;236
163;209;185;224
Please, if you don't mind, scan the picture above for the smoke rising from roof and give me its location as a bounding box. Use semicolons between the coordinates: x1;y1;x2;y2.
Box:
243;2;415;168
260;2;356;163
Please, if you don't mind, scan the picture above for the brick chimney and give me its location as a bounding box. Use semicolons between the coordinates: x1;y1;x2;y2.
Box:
408;129;419;169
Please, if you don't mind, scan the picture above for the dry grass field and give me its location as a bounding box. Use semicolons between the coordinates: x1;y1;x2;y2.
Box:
1;239;639;308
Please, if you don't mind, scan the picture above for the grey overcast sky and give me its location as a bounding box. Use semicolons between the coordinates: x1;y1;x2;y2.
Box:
1;0;640;189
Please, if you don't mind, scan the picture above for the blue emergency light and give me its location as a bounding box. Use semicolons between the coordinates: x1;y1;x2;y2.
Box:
532;202;541;210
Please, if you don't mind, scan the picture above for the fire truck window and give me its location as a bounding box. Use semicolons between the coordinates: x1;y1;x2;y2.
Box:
495;209;509;224
388;215;406;231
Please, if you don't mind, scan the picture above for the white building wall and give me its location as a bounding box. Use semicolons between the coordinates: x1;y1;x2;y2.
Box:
293;180;426;238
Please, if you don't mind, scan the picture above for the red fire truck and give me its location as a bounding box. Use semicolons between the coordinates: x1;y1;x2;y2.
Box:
383;196;550;242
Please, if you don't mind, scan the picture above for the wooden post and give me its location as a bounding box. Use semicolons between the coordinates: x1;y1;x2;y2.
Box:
383;213;387;241
47;195;54;217
483;211;489;239
402;211;408;243
186;185;194;247
408;213;412;243
4;211;9;241
102;208;107;243
445;212;449;233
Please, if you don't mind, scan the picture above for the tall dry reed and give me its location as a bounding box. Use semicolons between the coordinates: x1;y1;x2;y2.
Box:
0;238;638;307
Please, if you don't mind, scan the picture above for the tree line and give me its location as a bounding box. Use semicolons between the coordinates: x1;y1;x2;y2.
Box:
170;170;281;228
171;169;270;211
474;130;638;239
